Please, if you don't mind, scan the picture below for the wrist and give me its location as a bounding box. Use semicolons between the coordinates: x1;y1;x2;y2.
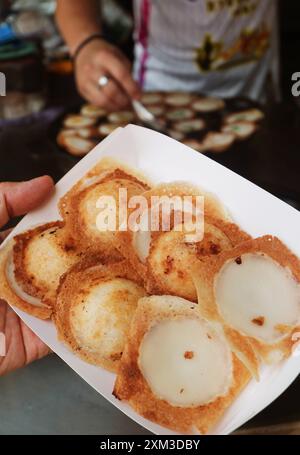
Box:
72;33;105;63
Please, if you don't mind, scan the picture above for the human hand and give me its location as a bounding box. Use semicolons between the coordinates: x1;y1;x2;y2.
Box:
75;39;141;111
0;176;54;376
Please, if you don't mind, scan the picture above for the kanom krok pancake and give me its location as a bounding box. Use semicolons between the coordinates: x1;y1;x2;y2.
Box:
146;217;251;301
64;114;96;129
55;255;146;372
113;295;251;434
60;158;151;256
80;104;107;119
192;97;225;113
115;181;233;283
0;222;80;319
222;122;256;141
193;236;300;365
224;108;264;124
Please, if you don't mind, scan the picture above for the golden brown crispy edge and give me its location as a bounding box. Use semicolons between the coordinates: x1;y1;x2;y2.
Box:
59;158;151;220
12;221;78;308
0;240;52;320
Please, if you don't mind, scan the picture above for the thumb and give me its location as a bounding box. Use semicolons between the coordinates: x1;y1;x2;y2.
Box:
0;176;54;228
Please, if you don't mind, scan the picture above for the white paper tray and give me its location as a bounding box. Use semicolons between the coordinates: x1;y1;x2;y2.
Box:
2;124;300;435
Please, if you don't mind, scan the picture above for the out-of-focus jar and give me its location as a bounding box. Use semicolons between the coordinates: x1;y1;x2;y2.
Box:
0;40;46;119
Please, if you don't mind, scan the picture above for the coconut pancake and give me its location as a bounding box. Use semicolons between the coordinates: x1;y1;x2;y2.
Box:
0;240;50;319
173;118;206;134
183;133;235;154
63;136;96;157
57;129;77;148
76;127;98;139
113;295;251;434
115;182;233;282
141;92;164;105
165;93;193;107
55;256;146;371
146;105;165;117
59;158;151;218
0;222;80;319
193;236;300;365
64;114;96;129
59;159;151;256
224;108;264;124
80;104;107;119
107;111;135;124
166;108;194;122
168;129;185;141
98;123;122;137
222;122;256;141
202;132;235;153
192;97;225;113
182;139;207;153
146;217;251;301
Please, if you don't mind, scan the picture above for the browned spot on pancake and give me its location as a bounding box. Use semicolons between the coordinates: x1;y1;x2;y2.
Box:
64;243;77;252
252;316;265;327
184;351;194;359
164;256;174;274
275;324;292;334
209;243;221;255
196;240;221;257
110;352;123;362
177;270;184;279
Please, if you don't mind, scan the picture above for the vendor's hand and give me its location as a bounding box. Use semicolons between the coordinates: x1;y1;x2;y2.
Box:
75;39;141;111
0;176;54;376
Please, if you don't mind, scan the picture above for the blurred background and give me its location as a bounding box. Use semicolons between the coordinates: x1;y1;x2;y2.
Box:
0;0;300;436
0;1;300;207
0;1;299;115
0;0;135;119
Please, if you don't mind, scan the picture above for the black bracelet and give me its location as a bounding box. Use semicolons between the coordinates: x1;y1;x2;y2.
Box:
72;33;104;63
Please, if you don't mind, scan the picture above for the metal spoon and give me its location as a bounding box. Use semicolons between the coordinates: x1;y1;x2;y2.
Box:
132;100;167;134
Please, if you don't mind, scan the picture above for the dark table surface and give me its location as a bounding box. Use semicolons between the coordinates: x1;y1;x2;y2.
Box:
0;96;300;434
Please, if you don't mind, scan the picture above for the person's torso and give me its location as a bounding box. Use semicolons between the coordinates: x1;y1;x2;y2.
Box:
133;0;278;100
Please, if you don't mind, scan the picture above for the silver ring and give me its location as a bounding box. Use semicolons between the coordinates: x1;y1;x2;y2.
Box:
98;75;110;88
